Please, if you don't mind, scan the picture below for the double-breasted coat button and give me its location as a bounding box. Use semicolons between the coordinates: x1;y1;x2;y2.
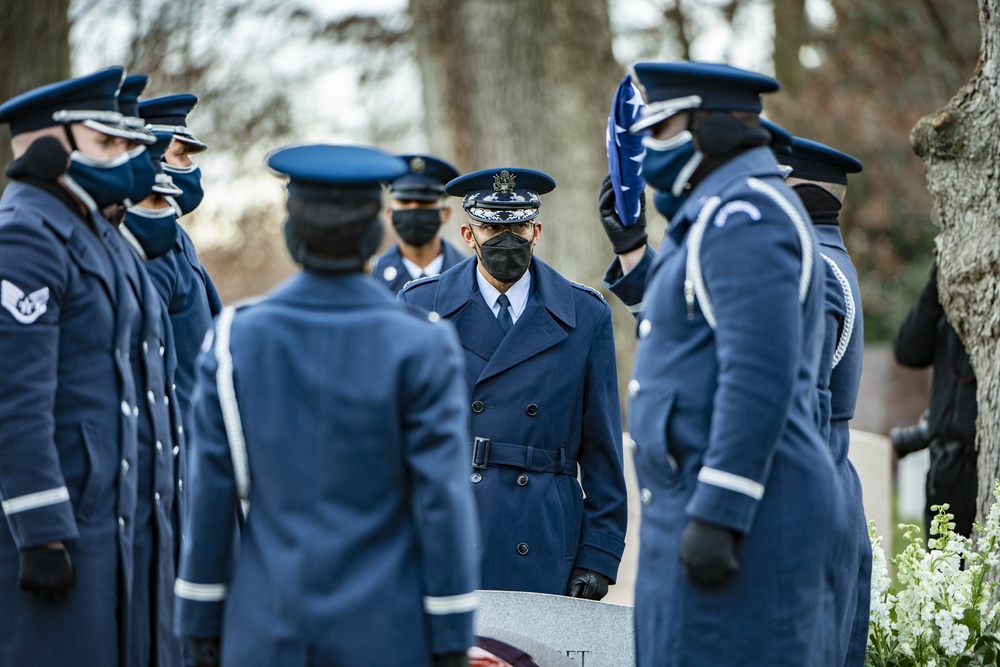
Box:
525;404;538;416
471;400;484;413
516;473;529;486
639;319;652;339
172;445;180;456
154;492;161;506
147;390;156;404
142;341;149;354
118;517;126;531
156;441;163;454
470;473;482;483
121;459;129;474
516;542;529;555
121;401;130;415
640;488;653;506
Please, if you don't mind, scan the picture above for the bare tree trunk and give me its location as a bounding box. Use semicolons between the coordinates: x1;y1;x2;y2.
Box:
910;0;999;526
0;0;71;194
409;0;637;407
772;0;807;96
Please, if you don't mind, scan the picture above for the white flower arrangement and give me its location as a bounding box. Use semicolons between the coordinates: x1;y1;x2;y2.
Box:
867;481;1000;666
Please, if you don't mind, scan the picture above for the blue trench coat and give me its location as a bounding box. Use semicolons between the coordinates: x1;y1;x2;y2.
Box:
175;271;479;667
399;257;628;594
620;148;842;667
815;222;870;667
0;181;146;666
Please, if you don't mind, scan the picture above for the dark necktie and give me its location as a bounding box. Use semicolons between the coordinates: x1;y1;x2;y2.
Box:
496;293;513;334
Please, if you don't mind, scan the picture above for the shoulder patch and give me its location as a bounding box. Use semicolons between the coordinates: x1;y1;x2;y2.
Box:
1;280;49;324
570;281;606;302
713;200;761;228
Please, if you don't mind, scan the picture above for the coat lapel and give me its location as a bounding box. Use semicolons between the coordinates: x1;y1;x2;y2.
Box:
478;290;568;382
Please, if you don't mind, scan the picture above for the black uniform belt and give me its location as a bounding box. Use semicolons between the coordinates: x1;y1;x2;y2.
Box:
471;438;576;475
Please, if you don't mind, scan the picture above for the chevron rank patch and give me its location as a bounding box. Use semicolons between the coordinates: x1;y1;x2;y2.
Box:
1;280;49;324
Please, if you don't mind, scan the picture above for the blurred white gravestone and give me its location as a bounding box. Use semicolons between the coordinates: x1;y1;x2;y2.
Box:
896;447;930;522
475;590;634;666
849;429;894;553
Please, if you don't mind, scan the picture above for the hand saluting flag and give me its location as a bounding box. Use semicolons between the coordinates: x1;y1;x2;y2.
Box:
605;74;646;228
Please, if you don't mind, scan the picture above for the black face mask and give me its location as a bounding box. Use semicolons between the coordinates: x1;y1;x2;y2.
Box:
477;231;534;283
792;183;842;225
5;137;69;182
392;208;442;246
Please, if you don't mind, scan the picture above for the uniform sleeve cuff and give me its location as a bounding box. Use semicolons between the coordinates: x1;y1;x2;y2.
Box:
685;471;762;534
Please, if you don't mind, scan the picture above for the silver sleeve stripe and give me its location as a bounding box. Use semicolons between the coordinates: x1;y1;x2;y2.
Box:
746;178;814;303
820;253;856;370
423;592;479;615
1;486;70;515
627;301;643;314
697;467;765;500
215;307;251;502
174;579;228;601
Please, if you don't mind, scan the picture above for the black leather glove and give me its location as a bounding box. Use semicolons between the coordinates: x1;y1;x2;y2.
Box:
566;567;610;600
679;519;740;588
598;174;648;254
18;546;76;602
191;637;221;667
431;651;468;667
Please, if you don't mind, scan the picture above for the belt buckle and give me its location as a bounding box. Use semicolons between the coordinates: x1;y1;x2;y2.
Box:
472;437;490;470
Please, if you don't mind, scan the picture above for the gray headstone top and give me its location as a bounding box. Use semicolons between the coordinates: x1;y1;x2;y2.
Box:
474;590;635;667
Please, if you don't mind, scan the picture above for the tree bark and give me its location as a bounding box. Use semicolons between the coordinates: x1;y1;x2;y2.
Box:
910;0;999;526
771;0;807;97
0;0;71;194
409;0;637;406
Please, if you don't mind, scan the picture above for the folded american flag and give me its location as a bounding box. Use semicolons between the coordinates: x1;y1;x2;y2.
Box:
605;74;647;228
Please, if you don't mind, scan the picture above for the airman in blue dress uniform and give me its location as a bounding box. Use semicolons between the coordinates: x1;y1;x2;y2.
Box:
770;126;870;667
399;168;628;600
175;144;479;667
0;66;179;667
608;62;841;666
374;154;467;293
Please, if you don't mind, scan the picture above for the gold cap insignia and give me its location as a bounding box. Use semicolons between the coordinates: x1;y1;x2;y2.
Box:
409;157;426;173
493;170;516;193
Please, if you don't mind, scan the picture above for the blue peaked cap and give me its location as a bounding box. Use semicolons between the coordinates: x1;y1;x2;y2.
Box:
446;167;556;224
780;136;863;185
138;93;207;153
760;118;793;154
0;66;129;137
390;154;460;202
267;144;408;202
118;74;149;118
631;62;779;133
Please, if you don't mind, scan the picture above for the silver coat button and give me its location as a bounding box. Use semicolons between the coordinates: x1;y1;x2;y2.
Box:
516;542;529;555
628;379;640;399
470;473;482;484
147;390;156;404
121;459;129;473
154;492;161;506
118;517;126;530
156;441;163;454
639;319;652;339
516;474;529;487
142;341;149;354
121;401;130;415
640;488;653;506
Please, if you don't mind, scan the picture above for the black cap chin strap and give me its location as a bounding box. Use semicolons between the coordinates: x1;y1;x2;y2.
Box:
62;123;79;152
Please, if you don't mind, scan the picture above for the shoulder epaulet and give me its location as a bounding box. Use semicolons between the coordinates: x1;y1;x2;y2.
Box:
400;273;441;293
570;280;606;302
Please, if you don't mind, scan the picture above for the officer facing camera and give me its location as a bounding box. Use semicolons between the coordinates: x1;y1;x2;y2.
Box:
893;262;977;539
399;167;628;601
374;154;466;294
